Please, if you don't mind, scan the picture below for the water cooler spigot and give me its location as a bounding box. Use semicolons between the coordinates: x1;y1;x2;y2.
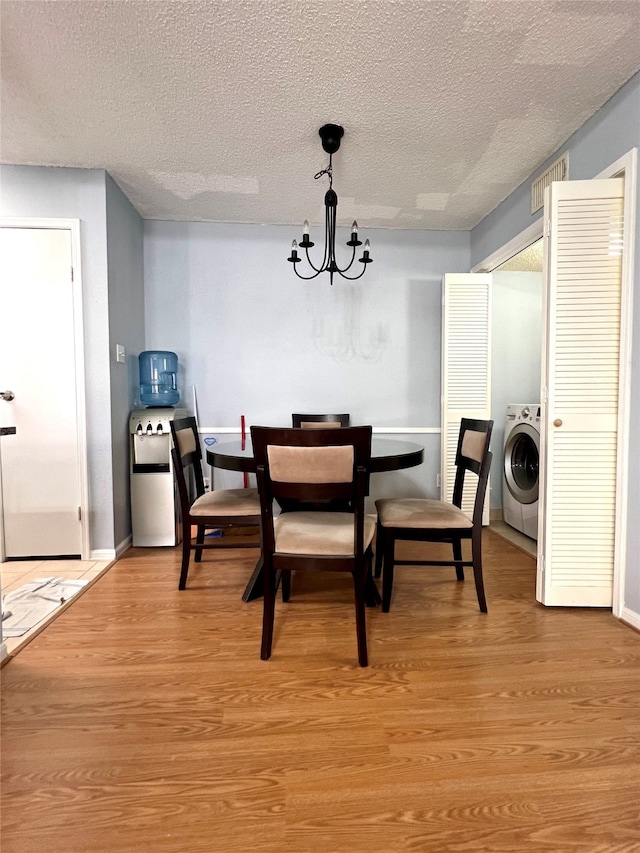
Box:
136;423;143;435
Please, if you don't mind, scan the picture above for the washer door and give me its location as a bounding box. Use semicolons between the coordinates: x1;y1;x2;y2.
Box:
504;423;539;504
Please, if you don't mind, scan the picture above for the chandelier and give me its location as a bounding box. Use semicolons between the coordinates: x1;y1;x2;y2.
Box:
288;124;372;285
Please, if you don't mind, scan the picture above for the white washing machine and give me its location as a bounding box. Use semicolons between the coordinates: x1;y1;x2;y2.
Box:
503;404;540;540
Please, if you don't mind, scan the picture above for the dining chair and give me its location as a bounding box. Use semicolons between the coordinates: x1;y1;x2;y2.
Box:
251;424;374;666
170;416;261;590
374;418;493;614
287;414;353;511
292;413;350;428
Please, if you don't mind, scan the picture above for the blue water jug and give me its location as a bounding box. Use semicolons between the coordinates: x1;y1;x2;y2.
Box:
139;351;180;407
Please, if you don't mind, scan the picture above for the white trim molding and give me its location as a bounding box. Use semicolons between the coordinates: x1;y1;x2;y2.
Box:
199;426;441;435
620;607;640;633
597;148;637;619
472;218;543;273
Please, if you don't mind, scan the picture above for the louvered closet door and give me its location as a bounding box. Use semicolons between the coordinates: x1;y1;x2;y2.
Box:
441;274;491;522
537;178;624;607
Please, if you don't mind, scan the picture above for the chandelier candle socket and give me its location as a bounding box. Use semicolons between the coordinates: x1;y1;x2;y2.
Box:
288;124;373;285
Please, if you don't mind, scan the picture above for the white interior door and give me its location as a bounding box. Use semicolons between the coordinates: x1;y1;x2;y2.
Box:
537;178;624;606
0;225;85;558
441;273;492;522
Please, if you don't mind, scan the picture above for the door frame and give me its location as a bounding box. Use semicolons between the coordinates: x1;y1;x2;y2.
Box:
0;217;90;561
472;147;637;619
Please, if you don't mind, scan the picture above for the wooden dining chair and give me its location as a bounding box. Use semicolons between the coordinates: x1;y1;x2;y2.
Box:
170;416;261;590
374;418;493;614
292;413;350;428
288;414;353;511
251;425;374;667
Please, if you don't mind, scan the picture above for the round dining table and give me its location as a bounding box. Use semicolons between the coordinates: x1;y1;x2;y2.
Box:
206;436;424;602
206;437;424;475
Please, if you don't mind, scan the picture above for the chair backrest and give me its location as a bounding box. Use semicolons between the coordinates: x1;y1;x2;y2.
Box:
251;425;372;550
169;416;206;502
291;413;350;429
452;418;494;523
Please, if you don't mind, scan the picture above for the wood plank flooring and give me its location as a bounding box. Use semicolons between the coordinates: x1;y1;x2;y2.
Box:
1;531;639;852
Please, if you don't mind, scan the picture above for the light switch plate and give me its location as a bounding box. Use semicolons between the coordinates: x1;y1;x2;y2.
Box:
116;344;126;363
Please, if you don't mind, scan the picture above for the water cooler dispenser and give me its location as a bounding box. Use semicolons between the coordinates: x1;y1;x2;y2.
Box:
130;407;186;546
130;351;185;546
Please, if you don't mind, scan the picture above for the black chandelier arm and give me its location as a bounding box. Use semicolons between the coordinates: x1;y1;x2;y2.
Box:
291;263;325;281
332;263;370;281
301;244;323;273
332;244;358;274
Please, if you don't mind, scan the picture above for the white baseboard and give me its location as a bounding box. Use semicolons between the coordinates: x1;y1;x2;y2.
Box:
116;535;132;559
620;606;640;632
90;536;131;564
90;548;117;562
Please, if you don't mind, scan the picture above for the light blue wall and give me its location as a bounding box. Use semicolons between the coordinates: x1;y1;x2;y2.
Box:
0;165;116;552
106;174;145;549
144;221;470;502
490;271;543;509
471;71;640;616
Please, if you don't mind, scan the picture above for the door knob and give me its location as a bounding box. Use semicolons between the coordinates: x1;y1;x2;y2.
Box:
553;418;563;427
0;390;15;402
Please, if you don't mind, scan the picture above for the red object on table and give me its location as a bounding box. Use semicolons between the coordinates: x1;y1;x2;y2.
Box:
241;415;248;487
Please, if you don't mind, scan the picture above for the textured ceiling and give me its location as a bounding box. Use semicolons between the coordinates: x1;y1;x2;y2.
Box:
2;0;639;230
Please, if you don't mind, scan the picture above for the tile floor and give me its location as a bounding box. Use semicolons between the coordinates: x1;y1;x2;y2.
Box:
1;558;113;663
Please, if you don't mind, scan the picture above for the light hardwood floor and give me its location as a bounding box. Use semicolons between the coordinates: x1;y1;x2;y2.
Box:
1;531;638;853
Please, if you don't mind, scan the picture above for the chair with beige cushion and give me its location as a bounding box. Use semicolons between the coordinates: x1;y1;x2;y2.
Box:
374;418;493;614
289;414;352;511
292;413;350;428
170;416;261;590
251;425;374;667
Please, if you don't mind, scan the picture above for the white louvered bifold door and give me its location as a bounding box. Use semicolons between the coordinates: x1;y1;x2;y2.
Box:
441;274;492;522
537;178;624;607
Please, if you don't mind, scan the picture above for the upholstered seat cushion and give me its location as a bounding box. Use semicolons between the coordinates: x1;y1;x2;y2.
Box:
375;498;473;529
190;488;260;517
274;511;376;556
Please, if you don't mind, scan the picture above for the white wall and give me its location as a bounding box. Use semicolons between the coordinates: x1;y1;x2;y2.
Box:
144;221;471;504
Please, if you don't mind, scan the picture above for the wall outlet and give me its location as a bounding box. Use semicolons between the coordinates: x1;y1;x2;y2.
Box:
203;477;211;492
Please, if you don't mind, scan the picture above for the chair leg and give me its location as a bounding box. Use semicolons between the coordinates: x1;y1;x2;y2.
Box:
374;524;385;578
178;527;191;590
194;524;205;562
365;548;381;607
381;529;396;613
452;536;464;581
281;570;291;603
471;527;487;613
352;565;368;667
261;562;276;660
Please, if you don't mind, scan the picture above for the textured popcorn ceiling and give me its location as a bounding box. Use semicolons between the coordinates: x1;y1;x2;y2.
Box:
2;0;639;230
